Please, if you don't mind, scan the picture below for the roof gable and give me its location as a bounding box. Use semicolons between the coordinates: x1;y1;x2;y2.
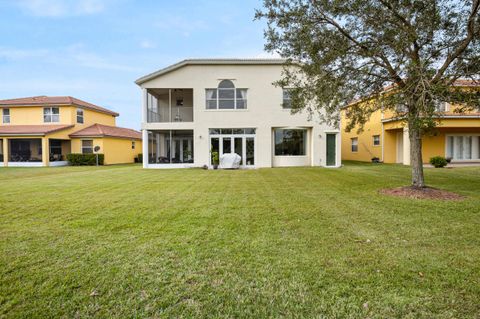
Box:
69;124;141;140
135;58;287;85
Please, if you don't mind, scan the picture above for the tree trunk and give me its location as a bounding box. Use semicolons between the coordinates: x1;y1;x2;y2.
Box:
408;125;425;188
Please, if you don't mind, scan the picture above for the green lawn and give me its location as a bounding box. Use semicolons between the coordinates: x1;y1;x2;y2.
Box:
1;163;479;318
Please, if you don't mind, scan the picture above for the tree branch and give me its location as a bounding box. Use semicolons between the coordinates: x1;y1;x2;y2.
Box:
377;0;421;63
432;0;480;82
315;12;405;87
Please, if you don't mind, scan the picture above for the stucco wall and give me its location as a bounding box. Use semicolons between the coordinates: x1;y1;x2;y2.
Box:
341;108;383;162
140;64;341;168
383;130;400;163
0;105;73;125
71;137;141;165
102;137;141;165
71;138;103;155
73;108;116;127
0;105;117;141
0;105;115;127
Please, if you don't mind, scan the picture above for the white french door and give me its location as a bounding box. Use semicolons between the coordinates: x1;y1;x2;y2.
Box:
210;134;255;167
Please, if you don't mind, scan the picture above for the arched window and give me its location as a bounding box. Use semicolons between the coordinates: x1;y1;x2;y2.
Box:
206;80;247;110
218;80;235;88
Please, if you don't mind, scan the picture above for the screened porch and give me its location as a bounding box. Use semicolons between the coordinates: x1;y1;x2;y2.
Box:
146;89;193;123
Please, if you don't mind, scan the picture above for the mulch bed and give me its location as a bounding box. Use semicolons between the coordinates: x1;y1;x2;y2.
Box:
379;186;465;200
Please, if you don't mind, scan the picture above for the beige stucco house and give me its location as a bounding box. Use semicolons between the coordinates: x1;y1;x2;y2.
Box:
136;59;341;168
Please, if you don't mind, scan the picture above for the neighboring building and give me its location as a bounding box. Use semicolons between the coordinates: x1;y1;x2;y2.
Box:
135;59;341;169
0;96;142;167
341;80;480;164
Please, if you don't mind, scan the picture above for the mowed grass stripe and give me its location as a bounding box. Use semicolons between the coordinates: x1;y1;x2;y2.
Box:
0;163;479;318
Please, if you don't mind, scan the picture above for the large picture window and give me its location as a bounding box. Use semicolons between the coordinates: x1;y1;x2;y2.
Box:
274;129;307;156
206;80;247;110
44;107;60;123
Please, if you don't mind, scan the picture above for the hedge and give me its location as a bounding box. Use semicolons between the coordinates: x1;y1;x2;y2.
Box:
67;153;104;166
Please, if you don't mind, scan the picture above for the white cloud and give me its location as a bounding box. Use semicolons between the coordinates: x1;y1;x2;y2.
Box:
153;16;209;37
76;0;105;15
17;0;106;17
0;44;139;73
70;51;140;72
0;47;50;60
140;40;156;49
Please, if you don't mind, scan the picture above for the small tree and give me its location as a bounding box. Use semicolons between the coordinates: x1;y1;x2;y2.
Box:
256;0;480;188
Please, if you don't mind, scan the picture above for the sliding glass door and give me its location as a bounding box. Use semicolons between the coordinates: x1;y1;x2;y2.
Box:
148;130;194;164
446;135;480;161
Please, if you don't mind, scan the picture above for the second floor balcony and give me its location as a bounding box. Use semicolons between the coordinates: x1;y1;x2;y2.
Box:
146;88;193;123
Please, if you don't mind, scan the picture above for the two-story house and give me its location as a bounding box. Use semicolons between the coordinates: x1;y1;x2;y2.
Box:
341;80;480;165
135;59;341;169
0;96;142;167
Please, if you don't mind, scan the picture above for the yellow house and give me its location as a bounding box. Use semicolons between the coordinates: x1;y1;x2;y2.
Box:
0;96;142;167
341;80;480;165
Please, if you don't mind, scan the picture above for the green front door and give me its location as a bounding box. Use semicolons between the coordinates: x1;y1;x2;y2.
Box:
326;134;336;166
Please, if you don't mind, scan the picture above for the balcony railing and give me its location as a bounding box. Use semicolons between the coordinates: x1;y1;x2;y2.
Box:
147;108;193;123
148;110;161;123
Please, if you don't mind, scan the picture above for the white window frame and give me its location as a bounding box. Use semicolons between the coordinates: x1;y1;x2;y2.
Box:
373;135;380;146
434;100;448;112
43;107;60;123
351;138;358;152
282;89;292;109
76;108;84;124
81;140;94;154
132;141;135;149
205;81;247;110
209;128;256;167
2;108;10;124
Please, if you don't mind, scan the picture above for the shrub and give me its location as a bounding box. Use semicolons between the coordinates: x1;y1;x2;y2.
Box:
137;153;143;163
67;153;104;166
211;151;219;165
429;156;448;168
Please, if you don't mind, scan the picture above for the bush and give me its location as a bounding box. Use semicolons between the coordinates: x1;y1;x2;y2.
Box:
67;153;104;166
429;156;448;168
137;153;143;163
212;151;219;165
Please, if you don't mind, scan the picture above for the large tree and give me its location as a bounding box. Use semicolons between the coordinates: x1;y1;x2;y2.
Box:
256;0;480;187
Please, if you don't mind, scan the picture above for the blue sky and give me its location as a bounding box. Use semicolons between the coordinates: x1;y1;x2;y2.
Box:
0;0;275;129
